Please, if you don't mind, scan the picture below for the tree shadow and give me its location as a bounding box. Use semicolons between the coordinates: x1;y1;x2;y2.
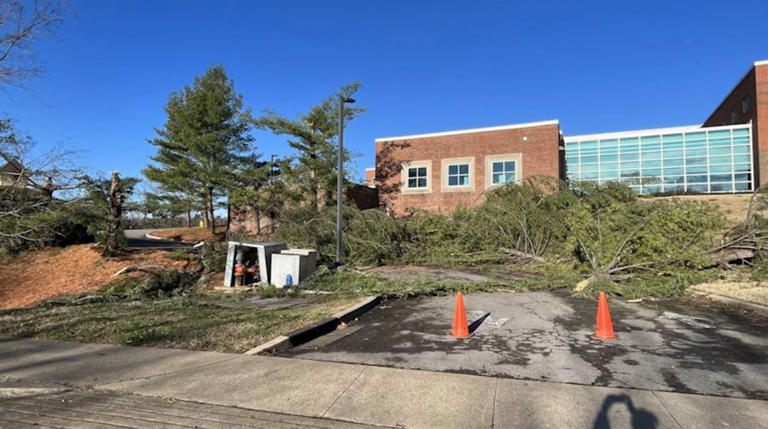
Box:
593;394;658;429
374;140;411;215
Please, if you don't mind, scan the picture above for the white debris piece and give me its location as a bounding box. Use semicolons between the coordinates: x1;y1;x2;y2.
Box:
467;311;509;329
659;311;713;329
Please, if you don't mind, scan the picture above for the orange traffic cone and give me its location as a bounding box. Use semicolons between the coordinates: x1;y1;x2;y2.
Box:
595;291;616;340
452;292;469;338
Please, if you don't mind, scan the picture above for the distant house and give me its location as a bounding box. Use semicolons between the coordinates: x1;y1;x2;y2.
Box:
0;157;26;187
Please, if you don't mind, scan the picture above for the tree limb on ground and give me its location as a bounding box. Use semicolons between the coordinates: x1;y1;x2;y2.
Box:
498;247;547;263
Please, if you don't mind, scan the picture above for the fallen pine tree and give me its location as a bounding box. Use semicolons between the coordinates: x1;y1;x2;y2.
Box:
275;178;768;298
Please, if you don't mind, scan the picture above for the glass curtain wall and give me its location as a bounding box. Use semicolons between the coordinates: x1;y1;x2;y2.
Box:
564;125;752;194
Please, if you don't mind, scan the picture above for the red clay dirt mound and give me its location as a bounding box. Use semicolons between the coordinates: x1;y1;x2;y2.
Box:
0;245;189;310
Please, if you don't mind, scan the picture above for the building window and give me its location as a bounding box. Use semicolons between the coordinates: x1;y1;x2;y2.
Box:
485;154;521;189
730;109;738;124
492;161;516;184
407;167;428;189
743;96;751;114
564;124;753;195
441;157;474;192
447;164;470;187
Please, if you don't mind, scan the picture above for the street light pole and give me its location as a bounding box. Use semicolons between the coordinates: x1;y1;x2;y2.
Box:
337;96;355;267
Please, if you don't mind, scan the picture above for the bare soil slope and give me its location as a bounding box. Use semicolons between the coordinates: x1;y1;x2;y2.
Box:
0;245;189;310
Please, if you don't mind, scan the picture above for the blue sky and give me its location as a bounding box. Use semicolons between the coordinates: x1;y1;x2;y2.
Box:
2;0;767;185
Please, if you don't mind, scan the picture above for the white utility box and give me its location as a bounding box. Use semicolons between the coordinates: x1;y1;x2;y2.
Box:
270;248;318;288
280;248;318;282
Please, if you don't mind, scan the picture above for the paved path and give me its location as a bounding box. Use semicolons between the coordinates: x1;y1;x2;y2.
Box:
1;336;767;428
124;229;191;250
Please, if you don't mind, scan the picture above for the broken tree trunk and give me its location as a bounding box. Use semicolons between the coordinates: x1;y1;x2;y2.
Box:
103;171;125;257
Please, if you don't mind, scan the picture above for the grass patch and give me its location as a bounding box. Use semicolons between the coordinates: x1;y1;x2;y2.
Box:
0;294;355;353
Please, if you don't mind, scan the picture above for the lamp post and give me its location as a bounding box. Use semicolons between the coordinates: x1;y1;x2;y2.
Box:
337;96;355;267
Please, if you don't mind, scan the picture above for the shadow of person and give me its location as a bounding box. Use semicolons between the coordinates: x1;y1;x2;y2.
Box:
593;394;659;429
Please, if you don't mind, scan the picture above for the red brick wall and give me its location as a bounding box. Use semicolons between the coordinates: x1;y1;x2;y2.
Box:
374;123;562;217
757;64;768;188
364;169;376;187
703;63;767;187
346;185;379;210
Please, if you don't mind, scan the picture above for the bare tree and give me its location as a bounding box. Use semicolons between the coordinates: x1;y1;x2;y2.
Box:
0;0;66;88
0;118;89;251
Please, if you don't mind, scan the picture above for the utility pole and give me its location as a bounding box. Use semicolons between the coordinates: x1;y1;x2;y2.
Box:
336;96;355;267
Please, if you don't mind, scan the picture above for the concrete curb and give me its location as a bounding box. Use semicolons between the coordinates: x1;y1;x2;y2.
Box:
691;291;768;317
245;295;381;355
244;335;290;355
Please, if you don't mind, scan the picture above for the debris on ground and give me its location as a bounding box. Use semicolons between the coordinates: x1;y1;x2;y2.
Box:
366;265;531;284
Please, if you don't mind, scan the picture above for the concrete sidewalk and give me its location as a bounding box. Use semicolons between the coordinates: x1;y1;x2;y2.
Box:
1;336;766;428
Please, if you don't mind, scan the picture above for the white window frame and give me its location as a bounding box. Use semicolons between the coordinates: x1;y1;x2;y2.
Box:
441;157;475;192
485;153;522;189
400;160;432;194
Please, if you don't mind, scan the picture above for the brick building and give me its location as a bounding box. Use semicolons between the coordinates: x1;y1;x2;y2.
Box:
374;120;562;216
371;60;768;216
703;60;768;185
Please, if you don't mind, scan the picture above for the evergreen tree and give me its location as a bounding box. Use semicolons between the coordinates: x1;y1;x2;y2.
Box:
254;82;365;210
229;155;297;234
143;65;254;234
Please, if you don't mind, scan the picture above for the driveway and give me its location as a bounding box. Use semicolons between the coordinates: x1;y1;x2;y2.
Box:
280;290;768;400
124;229;192;250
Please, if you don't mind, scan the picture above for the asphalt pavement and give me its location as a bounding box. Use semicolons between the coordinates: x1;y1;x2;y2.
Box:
282;290;768;400
124;229;192;250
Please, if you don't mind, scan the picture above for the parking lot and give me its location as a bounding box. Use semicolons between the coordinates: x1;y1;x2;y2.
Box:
281;290;768;400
